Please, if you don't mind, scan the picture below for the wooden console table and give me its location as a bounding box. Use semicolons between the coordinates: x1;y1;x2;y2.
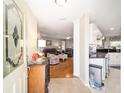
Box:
28;61;50;93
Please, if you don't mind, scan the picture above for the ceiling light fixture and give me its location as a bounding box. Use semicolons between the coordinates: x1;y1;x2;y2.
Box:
66;36;71;39
109;27;115;31
102;36;105;40
55;0;67;6
59;17;66;21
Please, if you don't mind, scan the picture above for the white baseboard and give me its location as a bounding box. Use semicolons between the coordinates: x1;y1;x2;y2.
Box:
74;76;90;87
80;78;89;87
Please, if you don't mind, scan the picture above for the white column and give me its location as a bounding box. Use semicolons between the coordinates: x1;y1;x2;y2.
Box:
73;14;90;86
73;19;80;77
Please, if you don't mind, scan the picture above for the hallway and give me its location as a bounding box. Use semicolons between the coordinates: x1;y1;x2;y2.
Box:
49;67;120;93
50;57;73;78
48;77;91;93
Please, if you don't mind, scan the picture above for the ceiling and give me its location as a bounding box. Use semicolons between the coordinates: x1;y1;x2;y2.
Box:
26;0;121;39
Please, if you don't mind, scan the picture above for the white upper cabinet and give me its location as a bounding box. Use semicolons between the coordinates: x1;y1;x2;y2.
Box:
89;23;103;47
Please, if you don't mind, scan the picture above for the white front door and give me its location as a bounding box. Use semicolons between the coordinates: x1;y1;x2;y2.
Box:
3;63;27;93
3;0;27;92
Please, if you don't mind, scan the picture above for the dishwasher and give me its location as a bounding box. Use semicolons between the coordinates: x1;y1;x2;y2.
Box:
89;64;103;90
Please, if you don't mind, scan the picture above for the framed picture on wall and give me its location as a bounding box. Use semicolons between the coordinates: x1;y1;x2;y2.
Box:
46;40;52;46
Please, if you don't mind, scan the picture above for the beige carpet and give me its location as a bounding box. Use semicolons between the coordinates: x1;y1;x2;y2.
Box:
48;77;91;93
90;67;121;93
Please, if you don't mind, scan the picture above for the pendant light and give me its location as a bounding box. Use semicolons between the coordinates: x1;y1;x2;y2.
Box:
55;0;67;6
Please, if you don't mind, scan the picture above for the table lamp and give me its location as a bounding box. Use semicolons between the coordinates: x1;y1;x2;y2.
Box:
38;39;46;52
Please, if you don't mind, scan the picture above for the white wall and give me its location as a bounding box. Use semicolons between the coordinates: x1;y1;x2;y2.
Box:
73;14;90;86
40;37;66;50
26;9;37;61
73;19;80;76
61;41;66;50
65;39;73;48
51;40;61;47
0;0;3;91
79;14;89;86
50;40;66;50
10;0;38;62
104;37;110;48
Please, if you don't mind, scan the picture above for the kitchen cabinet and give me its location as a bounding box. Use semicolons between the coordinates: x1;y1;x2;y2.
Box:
89;23;103;46
106;53;121;66
28;61;50;93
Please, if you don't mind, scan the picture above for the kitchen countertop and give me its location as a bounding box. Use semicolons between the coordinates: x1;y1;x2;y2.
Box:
90;57;105;58
89;52;106;58
97;49;121;53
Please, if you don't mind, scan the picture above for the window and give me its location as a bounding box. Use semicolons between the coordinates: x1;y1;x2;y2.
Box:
110;41;121;48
